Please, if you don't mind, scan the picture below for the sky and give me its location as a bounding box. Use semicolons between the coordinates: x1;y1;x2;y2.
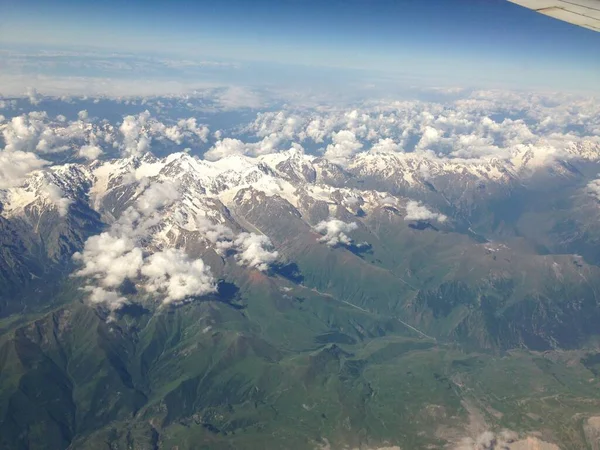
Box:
1;0;600;93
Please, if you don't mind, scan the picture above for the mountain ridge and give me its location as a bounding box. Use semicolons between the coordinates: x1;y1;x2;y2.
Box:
3;140;600;449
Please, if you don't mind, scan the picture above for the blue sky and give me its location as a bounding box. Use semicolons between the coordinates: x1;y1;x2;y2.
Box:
2;0;600;93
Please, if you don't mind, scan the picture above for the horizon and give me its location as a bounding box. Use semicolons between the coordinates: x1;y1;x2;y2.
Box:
2;0;600;96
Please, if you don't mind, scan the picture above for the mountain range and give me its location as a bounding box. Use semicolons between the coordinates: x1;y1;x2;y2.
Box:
2;137;600;449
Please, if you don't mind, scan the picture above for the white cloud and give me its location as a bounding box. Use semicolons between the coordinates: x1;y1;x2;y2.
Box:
1;113;49;153
204;134;281;161
0;72;221;98
73;176;218;310
195;217;235;254
78;144;103;160
164;118;210;144
31;90;596;318
587;177;600;201
419;164;432;180
118;111;211;157
0;111;109;161
204;138;247;160
243;89;600;171
120;111;152;157
84;286;128;312
104;180;182;242
370;138;400;153
314;219;358;247
404;200;447;222
43;181;73;217
73;233;144;288
135;180;180;216
141;248;216;304
77;110;89;121
26;87;41;105
249;111;306;140
233;232;279;271
324;130;363;166
416;126;441;150
215;86;265;110
0;151;48;188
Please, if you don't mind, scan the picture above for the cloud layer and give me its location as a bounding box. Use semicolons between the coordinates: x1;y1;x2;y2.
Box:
4;87;600;319
243;89;600;170
0;108;211;190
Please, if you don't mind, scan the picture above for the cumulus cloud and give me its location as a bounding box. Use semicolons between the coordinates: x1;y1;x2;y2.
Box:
102;178;180;247
248;111;306;141
194;217;281;269
418;164;432;180
78;144;103;160
43;181;73;216
2;112;51;153
26;87;41;105
587;177;600;200
120;111;152;157
233;232;279;271
204;134;281;161
370;138;401;153
5;88;596;183
135;180;180;216
193;218;279;269
74;230;217;308
0;110;209;159
164;118;210;144
244;89;600;173
0;110;111;164
84;286;128;312
11;90;600;316
0;151;48;188
204;138;247;160
73;233;144;288
101;180;181;239
72;175;219;311
404;200;447;222
324;130;363;166
195;217;236;254
118;111;210;158
314;219;358;247
141;248;216;304
416;126;441;150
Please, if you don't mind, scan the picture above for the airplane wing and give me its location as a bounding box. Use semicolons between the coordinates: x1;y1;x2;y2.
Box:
508;0;600;32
